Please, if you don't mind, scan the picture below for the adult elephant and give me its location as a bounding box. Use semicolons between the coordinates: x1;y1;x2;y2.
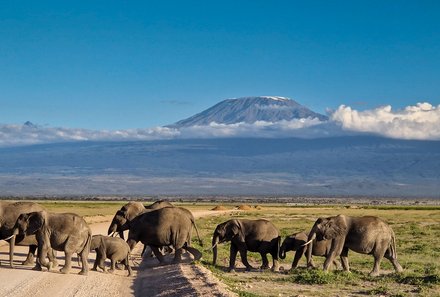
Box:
107;200;173;239
279;231;339;270
305;215;403;276
0;201;46;267
211;219;280;272
126;207;202;264
12;211;92;275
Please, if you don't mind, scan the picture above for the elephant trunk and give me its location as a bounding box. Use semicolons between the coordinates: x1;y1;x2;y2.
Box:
9;231;18;267
107;223;117;236
212;234;219;265
279;243;287;259
305;230;317;267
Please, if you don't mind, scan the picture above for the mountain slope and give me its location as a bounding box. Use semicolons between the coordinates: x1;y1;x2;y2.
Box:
169;96;328;128
0;136;438;197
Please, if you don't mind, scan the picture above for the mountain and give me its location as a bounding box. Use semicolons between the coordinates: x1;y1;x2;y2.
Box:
168;96;328;128
0;137;439;198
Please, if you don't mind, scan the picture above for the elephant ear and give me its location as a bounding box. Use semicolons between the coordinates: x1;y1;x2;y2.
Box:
230;219;245;242
322;215;347;240
27;212;45;235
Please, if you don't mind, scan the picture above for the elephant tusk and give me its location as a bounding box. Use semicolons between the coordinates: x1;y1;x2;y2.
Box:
302;238;314;247
206;241;219;251
110;232;116;237
2;234;15;241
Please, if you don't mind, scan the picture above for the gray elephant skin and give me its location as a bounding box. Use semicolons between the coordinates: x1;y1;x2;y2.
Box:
126;207;202;264
211;219;280;272
90;235;132;276
279;231;338;270
0;201;46;267
13;210;92;275
306;214;403;276
107;200;173;239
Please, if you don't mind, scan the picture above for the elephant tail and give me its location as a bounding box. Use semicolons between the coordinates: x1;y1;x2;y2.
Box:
389;230;398;259
192;220;203;247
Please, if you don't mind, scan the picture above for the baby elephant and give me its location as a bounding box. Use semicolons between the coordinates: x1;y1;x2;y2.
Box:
90;235;132;276
279;231;339;270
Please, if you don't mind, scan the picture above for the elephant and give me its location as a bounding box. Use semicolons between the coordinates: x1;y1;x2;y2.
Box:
279;231;339;270
211;219;280;272
305;215;403;276
107;200;174;257
90;235;132;276
126;207;202;264
0;201;52;267
107;200;173;239
13;211;92;275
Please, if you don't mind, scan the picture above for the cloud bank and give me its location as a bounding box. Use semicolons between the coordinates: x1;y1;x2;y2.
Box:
1;102;439;147
331;102;440;140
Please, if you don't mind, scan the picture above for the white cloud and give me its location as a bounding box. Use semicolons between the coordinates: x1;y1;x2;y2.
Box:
331;102;440;140
0;102;439;147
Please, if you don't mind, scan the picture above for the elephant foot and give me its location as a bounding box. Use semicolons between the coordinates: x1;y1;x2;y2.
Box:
245;265;254;272
369;271;379;277
22;258;35;266
32;264;43;271
116;263;124;270
51;261;58;270
108;269;115;274
260;265;270;270
271;265;280;272
78;270;88;276
60;267;70;274
91;267;98;271
227;268;236;273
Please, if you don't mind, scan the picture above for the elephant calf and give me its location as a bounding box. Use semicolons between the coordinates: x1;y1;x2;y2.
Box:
90;235;132;276
279;231;339;270
212;219;280;272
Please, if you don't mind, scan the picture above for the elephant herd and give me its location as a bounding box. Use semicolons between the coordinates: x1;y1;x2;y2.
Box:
211;215;403;277
0;200;404;279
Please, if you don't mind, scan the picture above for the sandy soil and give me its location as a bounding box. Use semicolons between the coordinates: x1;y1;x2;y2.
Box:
0;210;236;297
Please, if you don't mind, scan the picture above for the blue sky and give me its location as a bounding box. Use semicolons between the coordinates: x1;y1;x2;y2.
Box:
1;1;439;129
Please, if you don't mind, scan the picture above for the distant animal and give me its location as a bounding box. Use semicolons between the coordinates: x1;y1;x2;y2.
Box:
211;219;280;272
13;211;91;275
90;235;132;276
304;215;403;276
126;207;202;264
279;231;339;270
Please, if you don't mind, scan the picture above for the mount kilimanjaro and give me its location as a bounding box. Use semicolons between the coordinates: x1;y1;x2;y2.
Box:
168;96;328;128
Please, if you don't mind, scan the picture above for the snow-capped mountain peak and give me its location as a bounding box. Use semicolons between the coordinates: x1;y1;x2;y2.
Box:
168;96;327;128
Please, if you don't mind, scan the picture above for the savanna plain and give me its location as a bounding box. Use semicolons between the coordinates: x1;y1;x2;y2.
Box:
1;199;439;297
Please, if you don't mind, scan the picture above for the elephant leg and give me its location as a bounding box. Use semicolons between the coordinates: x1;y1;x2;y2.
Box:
292;249;304;269
271;251;280;272
37;244;52;271
92;253;99;271
22;245;37;265
260;253;269;270
323;241;344;272
172;248;183;264
340;247;350;272
370;251;384;277
109;259;116;273
151;246;165;264
228;244;238;272
48;249;58;270
384;248;403;273
239;247;253;272
184;245;202;261
79;249;89;276
60;252;72;274
124;257;132;277
98;255;107;273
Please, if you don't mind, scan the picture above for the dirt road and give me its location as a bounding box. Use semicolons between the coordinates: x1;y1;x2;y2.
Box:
0;210;236;297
